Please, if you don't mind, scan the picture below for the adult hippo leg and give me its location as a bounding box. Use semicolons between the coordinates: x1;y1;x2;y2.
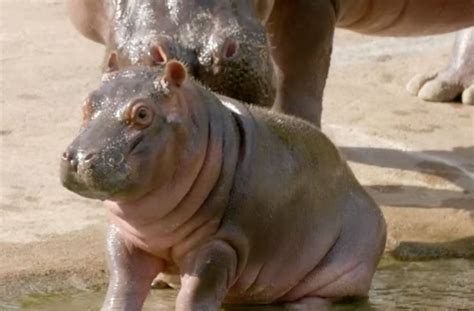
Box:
336;0;474;105
407;28;474;105
266;0;337;128
176;241;237;311
102;224;164;311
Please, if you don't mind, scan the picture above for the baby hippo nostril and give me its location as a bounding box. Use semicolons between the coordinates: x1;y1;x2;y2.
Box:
84;152;97;163
62;151;78;171
61;151;71;161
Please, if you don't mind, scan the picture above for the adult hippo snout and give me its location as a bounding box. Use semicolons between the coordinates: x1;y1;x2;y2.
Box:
194;30;275;107
150;35;199;69
147;35;239;78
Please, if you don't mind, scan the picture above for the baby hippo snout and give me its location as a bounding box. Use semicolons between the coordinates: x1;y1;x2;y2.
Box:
60;143;129;201
60;147;100;196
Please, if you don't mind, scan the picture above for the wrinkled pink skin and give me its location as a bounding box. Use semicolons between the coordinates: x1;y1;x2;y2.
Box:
407;27;474;105
67;0;474;127
61;65;386;310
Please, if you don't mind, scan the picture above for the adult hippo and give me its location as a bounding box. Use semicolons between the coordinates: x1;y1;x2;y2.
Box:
67;0;474;127
60;61;386;310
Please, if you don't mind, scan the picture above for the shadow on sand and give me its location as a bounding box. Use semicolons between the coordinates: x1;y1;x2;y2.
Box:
341;146;474;260
341;146;473;211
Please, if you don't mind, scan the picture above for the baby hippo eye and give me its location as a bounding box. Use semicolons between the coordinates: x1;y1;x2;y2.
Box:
129;102;154;128
137;108;149;120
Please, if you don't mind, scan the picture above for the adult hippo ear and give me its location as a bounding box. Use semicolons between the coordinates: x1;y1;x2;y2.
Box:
150;44;168;66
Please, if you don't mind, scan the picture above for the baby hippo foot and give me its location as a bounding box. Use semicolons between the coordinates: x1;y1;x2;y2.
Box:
151;272;181;289
284;297;331;311
407;27;474;105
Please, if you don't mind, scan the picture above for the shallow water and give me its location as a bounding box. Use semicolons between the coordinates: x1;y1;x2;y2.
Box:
9;259;474;310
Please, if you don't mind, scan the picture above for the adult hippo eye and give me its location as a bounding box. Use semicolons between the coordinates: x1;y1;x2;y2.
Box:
129;102;154;128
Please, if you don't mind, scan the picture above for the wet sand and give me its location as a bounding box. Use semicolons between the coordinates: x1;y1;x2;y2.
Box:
1;0;473;305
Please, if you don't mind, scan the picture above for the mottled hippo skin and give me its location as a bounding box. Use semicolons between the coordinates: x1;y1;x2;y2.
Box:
68;0;474;127
60;62;386;310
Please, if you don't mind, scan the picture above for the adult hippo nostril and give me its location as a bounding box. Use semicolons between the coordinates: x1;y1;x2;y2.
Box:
222;38;238;60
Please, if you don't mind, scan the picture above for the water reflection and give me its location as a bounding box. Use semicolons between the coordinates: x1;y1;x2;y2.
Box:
13;259;474;310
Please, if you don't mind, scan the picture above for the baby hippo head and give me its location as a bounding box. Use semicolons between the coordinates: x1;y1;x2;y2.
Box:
60;61;189;202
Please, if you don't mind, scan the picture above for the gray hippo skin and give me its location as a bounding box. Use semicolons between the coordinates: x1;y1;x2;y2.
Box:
407;27;474;105
60;61;386;310
67;0;474;127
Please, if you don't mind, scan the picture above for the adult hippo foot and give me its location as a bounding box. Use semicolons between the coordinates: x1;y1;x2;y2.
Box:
407;27;474;105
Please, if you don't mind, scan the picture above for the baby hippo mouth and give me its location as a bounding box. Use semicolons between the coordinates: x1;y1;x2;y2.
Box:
128;134;144;154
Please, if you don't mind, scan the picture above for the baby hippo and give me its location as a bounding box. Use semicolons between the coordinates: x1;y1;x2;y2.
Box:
60;61;386;310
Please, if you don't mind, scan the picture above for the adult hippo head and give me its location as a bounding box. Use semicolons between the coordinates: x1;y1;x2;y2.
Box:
100;0;275;107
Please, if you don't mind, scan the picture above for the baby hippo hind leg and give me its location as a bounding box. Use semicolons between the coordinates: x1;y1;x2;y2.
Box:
407;27;474;105
102;224;164;311
176;240;238;311
283;192;386;302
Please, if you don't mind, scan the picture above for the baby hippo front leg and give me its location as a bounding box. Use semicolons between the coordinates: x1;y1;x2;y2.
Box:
102;224;164;311
176;240;238;311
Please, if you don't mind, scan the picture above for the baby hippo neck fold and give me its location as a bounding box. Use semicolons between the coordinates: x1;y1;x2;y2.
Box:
105;92;230;258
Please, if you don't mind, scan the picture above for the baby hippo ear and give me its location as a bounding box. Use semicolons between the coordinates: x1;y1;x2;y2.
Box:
164;60;187;87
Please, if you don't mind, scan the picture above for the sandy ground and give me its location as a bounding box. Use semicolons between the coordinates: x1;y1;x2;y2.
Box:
1;0;473;304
